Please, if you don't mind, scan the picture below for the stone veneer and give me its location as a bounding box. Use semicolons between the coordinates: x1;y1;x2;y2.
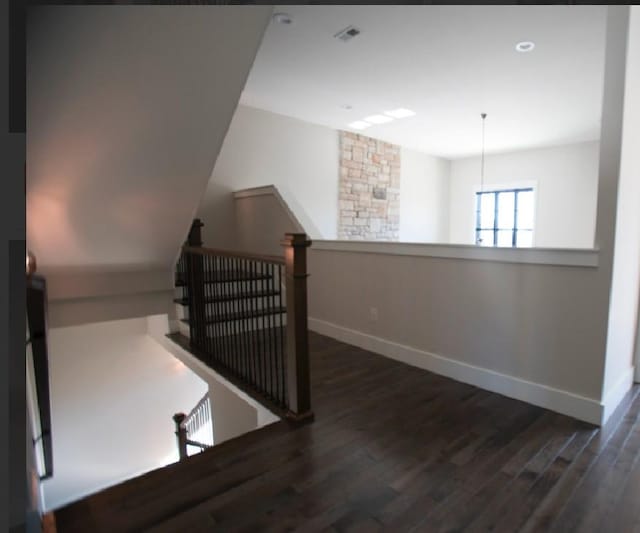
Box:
338;131;401;240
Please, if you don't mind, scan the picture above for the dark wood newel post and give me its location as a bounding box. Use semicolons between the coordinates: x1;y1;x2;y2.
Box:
281;233;313;422
187;218;203;247
173;413;188;460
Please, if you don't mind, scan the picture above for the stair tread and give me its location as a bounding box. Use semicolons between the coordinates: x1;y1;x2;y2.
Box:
175;270;273;286
180;306;286;324
173;290;281;306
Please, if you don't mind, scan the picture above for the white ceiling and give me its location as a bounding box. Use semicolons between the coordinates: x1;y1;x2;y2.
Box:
241;5;607;159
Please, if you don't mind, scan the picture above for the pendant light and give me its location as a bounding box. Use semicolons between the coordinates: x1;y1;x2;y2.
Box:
477;113;487;245
480;112;487;195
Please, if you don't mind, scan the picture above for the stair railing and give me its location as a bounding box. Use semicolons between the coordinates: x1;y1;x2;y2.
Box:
173;393;213;461
177;219;312;422
27;273;54;480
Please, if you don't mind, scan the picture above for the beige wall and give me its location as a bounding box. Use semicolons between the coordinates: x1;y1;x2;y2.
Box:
308;249;606;401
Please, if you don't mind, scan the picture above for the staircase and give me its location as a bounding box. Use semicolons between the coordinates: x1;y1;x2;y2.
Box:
52;419;292;532
174;268;287;339
170;220;313;422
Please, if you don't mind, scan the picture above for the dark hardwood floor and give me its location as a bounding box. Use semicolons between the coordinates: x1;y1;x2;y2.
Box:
54;332;640;532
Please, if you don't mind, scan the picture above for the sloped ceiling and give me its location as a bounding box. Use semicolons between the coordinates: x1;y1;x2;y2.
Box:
27;6;272;275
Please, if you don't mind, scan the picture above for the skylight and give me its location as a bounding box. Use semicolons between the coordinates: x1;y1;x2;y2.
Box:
384;108;416;119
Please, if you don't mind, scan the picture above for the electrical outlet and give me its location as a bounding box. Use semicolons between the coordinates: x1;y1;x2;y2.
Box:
370;307;378;322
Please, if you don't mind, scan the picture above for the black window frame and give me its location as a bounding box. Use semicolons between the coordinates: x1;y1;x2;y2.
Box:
475;187;534;247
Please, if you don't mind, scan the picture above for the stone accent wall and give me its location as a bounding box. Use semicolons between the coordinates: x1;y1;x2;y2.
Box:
338;131;401;240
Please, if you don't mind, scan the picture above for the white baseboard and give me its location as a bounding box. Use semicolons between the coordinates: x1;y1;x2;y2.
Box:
601;367;635;424
309;317;604;425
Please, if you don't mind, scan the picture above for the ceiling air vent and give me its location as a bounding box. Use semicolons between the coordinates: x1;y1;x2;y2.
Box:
334;25;361;42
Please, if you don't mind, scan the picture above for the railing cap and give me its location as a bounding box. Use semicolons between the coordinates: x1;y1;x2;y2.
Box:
281;233;312;248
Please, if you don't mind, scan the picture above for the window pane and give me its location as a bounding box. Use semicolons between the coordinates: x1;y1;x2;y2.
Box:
477;193;495;229
476;230;494;246
516;230;533;248
497;192;515;229
496;230;513;247
516;190;534;230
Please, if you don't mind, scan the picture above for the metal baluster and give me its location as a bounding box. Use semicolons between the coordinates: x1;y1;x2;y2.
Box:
249;260;257;388
221;256;230;369
268;263;276;401
239;258;248;381
278;264;286;407
204;255;211;361
231;257;240;376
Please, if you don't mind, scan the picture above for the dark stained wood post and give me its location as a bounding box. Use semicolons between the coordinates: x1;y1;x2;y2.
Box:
186;219;206;348
281;233;313;422
187;218;203;247
173;413;188;461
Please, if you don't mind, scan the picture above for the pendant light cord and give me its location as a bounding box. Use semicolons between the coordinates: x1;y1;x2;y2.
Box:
480;113;487;194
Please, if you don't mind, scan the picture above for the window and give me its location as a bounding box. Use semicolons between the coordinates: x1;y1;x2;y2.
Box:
475;188;534;247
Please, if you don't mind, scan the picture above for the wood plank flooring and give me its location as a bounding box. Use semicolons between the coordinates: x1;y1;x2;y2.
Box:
54;332;640;532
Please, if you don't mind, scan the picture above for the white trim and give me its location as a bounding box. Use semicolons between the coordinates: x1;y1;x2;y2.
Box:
601;366;635;424
311;239;599;268
309;317;604;425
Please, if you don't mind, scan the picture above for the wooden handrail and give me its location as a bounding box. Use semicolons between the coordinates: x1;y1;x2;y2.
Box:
27;274;54;480
178;219;313;423
182;245;285;265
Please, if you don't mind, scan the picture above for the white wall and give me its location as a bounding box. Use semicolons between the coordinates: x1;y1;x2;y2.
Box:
199;105;454;251
602;6;640;404
198;105;339;247
146;315;279;443
233;188;302;257
448;141;600;248
43;318;208;511
399;148;451;243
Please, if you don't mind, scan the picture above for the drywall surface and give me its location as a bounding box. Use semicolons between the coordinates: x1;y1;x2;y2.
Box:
197;105;339;247
146;315;279;442
400;147;451;243
448;141;599;248
27;6;271;302
43;267;176;328
234;191;301;257
602;6;640;403
308;248;607;406
42;318;208;511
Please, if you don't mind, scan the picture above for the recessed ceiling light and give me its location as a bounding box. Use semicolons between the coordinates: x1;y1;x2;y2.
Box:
272;12;293;25
348;121;372;130
364;114;394;124
341;104;353;110
515;41;535;52
384;108;416;119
